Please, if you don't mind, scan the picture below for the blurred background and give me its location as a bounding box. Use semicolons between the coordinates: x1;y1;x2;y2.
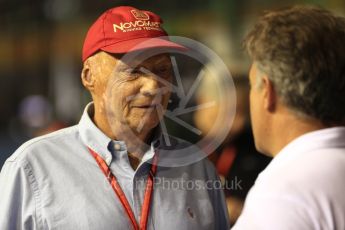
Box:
1;0;345;225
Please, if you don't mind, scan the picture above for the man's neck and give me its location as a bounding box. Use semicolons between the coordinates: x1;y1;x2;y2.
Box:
93;110;153;159
270;112;326;157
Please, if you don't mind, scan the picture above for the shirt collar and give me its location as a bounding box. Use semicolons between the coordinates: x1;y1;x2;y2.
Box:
79;102;163;166
79;102;113;165
259;126;345;178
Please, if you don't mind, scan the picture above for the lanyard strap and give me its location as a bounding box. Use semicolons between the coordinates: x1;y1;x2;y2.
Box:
88;147;158;230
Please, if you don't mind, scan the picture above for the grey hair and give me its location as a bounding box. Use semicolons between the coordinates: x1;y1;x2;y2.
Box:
244;5;345;125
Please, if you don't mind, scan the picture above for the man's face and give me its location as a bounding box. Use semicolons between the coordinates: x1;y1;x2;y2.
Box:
91;52;173;135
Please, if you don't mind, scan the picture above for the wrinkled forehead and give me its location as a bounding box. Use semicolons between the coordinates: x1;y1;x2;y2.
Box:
116;52;172;68
87;51;172;72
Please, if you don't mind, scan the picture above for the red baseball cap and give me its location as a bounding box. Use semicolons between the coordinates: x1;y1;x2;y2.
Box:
82;6;186;61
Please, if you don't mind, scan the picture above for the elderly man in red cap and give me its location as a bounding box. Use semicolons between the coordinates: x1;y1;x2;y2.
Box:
0;6;229;230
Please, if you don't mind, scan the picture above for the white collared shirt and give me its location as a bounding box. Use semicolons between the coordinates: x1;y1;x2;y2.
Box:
233;127;345;230
0;103;229;230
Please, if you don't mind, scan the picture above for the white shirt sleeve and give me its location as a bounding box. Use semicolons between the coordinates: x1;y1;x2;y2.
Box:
232;192;317;230
0;159;42;230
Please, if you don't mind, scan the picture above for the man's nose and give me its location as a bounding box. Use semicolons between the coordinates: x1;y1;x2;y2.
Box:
140;74;164;97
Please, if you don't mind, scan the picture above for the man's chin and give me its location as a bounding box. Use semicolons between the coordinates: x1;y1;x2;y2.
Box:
127;119;160;134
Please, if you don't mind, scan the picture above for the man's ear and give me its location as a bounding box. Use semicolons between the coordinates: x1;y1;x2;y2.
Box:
81;61;95;92
262;76;276;112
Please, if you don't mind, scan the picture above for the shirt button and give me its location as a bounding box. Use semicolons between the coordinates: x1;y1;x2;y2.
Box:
114;143;121;151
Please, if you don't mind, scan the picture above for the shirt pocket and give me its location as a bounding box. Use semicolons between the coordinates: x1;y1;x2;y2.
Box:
151;185;215;230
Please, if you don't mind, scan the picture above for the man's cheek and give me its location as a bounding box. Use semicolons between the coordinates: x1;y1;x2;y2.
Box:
162;92;171;107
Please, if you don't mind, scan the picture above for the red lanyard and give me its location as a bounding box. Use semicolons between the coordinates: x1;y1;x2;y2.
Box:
88;147;158;230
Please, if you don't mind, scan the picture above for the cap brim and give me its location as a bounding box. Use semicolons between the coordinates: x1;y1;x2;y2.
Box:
100;37;187;54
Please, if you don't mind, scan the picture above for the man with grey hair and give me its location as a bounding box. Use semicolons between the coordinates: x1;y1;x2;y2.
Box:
233;5;345;229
